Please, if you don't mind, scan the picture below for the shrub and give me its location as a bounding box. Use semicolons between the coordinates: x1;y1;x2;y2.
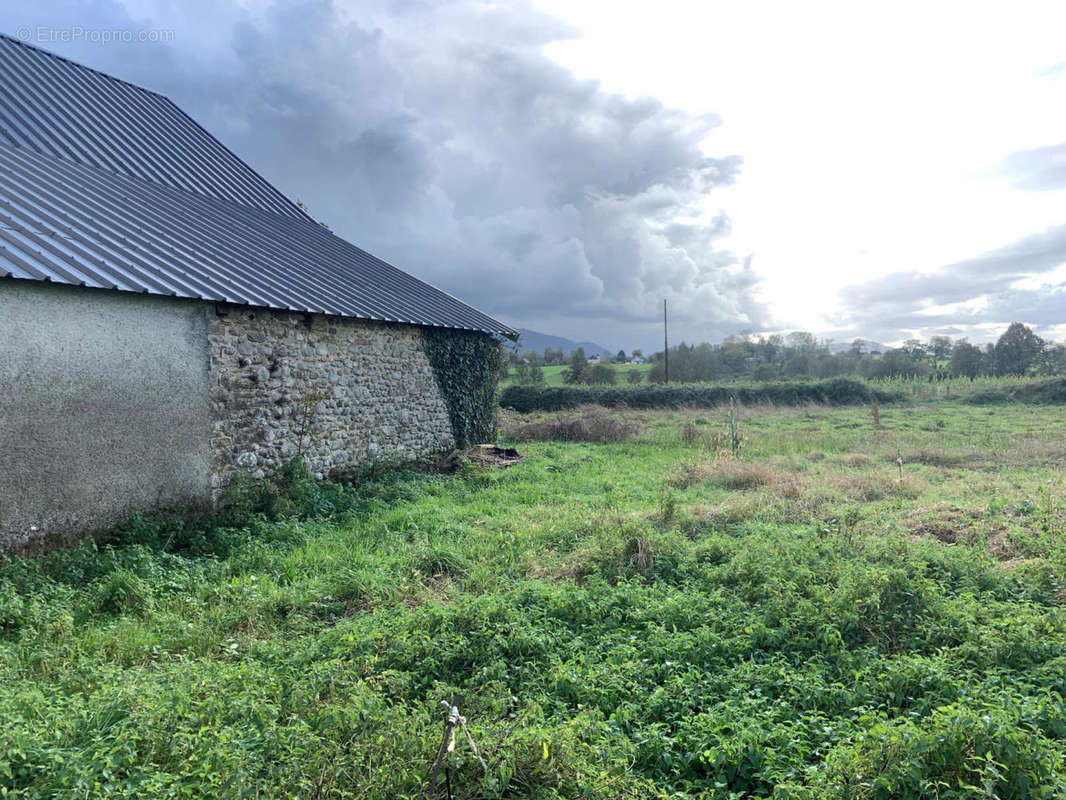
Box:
962;378;1066;406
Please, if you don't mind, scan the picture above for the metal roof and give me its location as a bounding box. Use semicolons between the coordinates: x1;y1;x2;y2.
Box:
0;35;515;338
0;35;305;219
0;141;515;336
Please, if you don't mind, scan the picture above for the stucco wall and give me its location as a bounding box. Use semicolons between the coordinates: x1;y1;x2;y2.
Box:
208;307;455;482
0;282;214;555
2;284;469;555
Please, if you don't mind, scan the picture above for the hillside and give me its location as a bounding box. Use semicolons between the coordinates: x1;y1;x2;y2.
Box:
513;328;611;358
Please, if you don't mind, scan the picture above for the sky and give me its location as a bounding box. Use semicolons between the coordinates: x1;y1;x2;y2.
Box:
4;1;1065;352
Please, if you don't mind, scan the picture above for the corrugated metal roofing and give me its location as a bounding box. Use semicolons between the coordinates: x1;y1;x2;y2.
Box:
0;34;515;338
0;141;516;336
0;34;305;219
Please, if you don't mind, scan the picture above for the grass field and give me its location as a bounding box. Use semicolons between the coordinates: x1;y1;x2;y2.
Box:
501;362;653;387
2;401;1066;798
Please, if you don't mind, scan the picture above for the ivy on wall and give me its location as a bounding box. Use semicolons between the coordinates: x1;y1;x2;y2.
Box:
421;328;505;448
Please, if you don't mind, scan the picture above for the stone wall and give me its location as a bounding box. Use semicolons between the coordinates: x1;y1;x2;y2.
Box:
207;306;455;483
1;283;476;555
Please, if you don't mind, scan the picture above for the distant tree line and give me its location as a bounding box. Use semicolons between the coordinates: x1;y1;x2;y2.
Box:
501;323;1064;386
503;345;647;386
644;323;1064;383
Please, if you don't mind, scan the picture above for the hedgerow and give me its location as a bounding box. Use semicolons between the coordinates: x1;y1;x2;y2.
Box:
500;378;901;412
963;377;1066;406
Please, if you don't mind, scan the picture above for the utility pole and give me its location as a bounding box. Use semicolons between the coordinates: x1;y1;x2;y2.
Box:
663;298;669;384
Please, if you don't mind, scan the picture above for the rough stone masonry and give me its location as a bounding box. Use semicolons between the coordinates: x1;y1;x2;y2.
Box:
1;283;469;554
207;306;455;486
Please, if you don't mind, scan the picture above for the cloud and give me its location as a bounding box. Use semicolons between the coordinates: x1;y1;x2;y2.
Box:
1035;60;1066;78
10;0;760;347
995;140;1066;191
835;224;1066;341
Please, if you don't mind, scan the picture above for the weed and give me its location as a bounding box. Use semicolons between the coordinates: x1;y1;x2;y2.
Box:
90;569;152;616
668;460;778;490
501;406;641;443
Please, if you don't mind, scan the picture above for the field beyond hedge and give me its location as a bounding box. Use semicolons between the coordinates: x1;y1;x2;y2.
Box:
3;402;1066;798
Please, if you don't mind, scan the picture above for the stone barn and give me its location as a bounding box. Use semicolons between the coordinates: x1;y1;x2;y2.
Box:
0;36;515;555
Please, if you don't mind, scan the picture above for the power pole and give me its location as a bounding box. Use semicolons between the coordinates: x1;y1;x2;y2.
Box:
663;298;669;384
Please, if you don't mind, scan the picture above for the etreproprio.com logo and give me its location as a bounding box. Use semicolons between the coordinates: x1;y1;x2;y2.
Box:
15;25;175;44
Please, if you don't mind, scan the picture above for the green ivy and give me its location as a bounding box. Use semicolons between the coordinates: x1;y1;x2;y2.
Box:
422;328;504;448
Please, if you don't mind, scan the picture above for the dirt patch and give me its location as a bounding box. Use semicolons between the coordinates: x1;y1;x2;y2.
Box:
904;449;983;469
436;444;525;472
903;505;987;545
467;444;524;468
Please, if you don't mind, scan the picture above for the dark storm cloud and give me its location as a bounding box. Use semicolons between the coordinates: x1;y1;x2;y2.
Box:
9;0;760;344
835;224;1066;341
995;141;1066;191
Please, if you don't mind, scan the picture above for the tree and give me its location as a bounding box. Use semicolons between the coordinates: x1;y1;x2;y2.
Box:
514;364;545;385
783;353;811;377
849;338;867;357
901;339;927;361
995;322;1044;376
616;350;627;363
949;339;983;379
631;349;644;359
1034;343;1066;376
586;364;617;385
520;349;543;366
626;369;644;384
868;348;929;379
787;331;818;353
752;363;777;381
929;335;953;363
563;347;589;384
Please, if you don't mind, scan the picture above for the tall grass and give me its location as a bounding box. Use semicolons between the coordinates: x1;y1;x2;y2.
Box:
2;403;1066;798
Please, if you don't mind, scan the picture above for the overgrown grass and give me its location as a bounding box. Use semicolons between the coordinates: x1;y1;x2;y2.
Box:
500;405;642;443
2;403;1065;798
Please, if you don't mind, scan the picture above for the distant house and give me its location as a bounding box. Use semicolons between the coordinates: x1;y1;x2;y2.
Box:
0;35;514;554
587;353;601;364
631;355;647;364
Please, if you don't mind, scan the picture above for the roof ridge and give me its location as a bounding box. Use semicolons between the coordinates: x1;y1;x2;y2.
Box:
0;31;170;100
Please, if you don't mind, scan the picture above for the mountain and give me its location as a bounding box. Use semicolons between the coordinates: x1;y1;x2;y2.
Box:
511;328;611;358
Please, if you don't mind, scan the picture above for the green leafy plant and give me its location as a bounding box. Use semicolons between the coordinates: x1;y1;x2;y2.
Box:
423;329;505;447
